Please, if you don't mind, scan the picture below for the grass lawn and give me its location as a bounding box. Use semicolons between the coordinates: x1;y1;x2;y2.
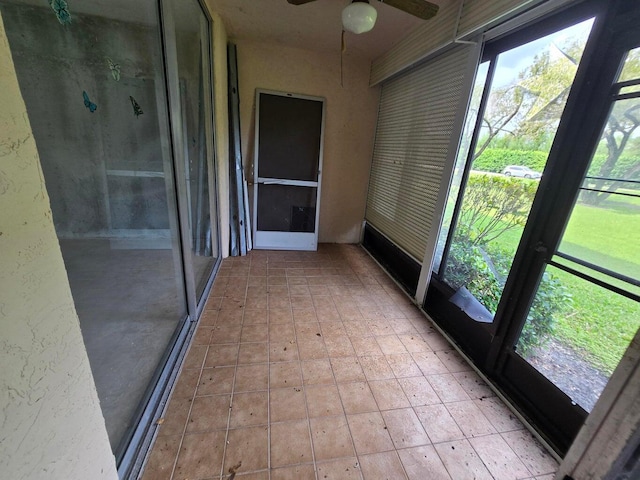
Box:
552;267;640;374
550;199;640;373
480;196;640;374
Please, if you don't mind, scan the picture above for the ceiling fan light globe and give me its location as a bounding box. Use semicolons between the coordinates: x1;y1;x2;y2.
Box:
342;1;377;34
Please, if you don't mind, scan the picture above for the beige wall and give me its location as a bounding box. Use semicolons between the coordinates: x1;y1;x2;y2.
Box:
0;13;117;480
234;40;380;243
209;8;230;258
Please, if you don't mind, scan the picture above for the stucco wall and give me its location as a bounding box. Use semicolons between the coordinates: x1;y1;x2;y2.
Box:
0;12;117;480
234;40;380;243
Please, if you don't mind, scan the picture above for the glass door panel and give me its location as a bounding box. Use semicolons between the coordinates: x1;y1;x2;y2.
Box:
440;19;594;321
515;50;640;412
433;61;490;273
0;0;188;454
166;0;218;302
516;265;640;411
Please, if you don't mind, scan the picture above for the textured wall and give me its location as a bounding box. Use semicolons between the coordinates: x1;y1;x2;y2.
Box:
0;12;118;480
234;40;380;244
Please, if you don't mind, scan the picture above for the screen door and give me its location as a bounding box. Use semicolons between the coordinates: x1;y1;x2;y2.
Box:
253;90;325;250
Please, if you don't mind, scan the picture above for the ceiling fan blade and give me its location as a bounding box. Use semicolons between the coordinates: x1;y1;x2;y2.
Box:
287;0;318;5
379;0;439;20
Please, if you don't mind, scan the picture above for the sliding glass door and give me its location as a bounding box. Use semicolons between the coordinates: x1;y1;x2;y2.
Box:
504;37;640;416
437;17;594;320
0;0;220;470
425;1;640;453
164;0;219;306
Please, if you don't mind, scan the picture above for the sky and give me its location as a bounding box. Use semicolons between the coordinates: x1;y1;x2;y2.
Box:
491;18;595;89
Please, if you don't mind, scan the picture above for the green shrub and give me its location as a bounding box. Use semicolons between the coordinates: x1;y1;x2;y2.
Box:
445;172;571;354
445;239;571;355
520;270;572;356
457;173;538;246
472;148;548;173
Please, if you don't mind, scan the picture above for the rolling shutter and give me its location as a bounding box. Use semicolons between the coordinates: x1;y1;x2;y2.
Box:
370;0;576;85
365;44;475;262
457;0;543;38
369;1;459;86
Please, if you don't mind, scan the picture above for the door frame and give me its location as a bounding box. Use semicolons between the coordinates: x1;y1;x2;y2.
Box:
118;0;222;476
252;89;326;251
422;0;640;455
493;0;640;453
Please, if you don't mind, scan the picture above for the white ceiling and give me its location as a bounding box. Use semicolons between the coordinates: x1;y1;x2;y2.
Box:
209;0;450;60
4;0;448;60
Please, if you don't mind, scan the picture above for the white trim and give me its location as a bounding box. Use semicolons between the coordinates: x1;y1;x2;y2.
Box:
256;177;318;188
254;230;317;251
479;0;578;42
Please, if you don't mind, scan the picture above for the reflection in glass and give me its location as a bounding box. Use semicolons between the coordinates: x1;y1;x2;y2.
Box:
618;46;640;82
433;61;490;274
170;0;218;300
0;0;187;452
441;19;594;317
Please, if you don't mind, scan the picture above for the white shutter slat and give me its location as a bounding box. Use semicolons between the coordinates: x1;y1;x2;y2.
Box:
370;1;460;86
365;45;473;262
457;0;538;38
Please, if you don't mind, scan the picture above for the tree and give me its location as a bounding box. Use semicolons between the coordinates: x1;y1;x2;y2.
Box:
471;40;587;162
581;92;640;205
473;85;528;159
518;44;640;205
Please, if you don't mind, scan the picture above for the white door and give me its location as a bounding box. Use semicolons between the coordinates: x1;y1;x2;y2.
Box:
253;90;325;250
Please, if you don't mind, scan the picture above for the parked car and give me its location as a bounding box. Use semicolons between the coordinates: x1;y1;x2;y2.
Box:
502;165;542;179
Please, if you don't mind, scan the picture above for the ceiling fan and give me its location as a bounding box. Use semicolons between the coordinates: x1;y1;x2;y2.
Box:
287;0;439;34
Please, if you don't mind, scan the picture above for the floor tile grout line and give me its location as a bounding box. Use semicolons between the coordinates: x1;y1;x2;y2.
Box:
324;274;400;480
360;245;564;468
265;256;276;480
169;332;212;480
148;247;558;480
296;271;325;479
217;268;249;480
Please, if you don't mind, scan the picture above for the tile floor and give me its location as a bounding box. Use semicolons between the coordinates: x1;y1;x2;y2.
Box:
141;245;559;480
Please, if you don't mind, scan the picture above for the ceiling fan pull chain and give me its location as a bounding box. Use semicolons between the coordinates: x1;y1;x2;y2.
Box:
340;30;345;87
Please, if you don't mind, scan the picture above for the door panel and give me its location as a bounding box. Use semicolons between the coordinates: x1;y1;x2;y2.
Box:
439;18;595;322
257;94;323;182
164;0;219;306
256;184;317;232
253;91;325;250
423;0;640;454
513;46;640;414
